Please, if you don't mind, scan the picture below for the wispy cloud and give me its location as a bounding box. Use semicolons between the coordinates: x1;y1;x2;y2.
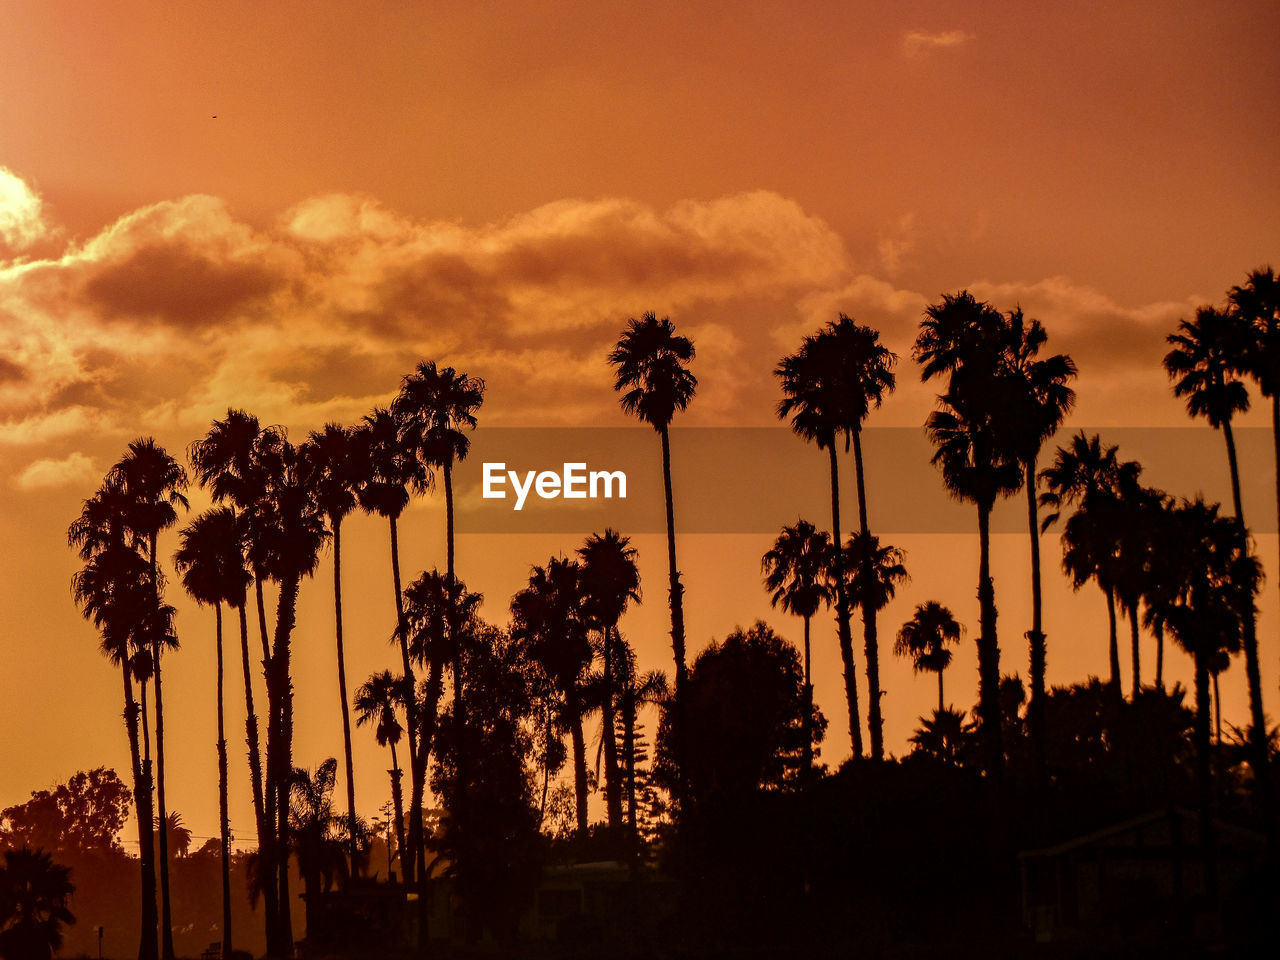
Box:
15;451;97;490
902;29;975;57
0;167;49;252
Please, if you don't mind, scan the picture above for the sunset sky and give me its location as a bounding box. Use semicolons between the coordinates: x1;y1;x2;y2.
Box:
2;1;1279;848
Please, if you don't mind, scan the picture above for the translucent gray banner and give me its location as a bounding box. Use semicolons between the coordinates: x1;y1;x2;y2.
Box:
451;427;1276;534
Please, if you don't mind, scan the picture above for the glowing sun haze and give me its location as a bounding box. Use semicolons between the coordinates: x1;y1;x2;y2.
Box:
1;0;1278;844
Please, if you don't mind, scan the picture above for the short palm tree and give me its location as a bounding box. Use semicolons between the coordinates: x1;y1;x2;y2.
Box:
290;759;363;940
577;530;641;829
354;671;408;876
0;847;76;960
608;313;696;794
1165;307;1271;807
174;507;250;959
762;519;832;774
896;602;964;712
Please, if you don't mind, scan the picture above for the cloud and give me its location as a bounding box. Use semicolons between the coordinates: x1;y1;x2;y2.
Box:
902;30;975;57
0;168;49;252
15;452;97;490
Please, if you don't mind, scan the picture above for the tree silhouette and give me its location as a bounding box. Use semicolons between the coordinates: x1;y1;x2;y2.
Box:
174;508;249;959
354;670;408;875
576;530;641;829
301;423;364;876
609;313;696;803
0;847;75;960
895;602;963;712
289;759;363;940
762;520;833;774
1165;307;1272;815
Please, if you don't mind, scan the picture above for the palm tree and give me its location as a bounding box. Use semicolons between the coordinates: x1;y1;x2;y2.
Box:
776;338;862;757
512;558;593;835
69;480;159;960
0;847;76;960
896;602;963;712
577;530;641;828
108;438;188;960
356;406;430;887
302;423;364;876
762;520;833;774
616;656;669;833
289;759;362;940
1039;432;1125;690
1001;307;1076;765
908;708;974;765
1112;472;1164;699
188;410;284;940
174;508;250;960
842;532;907;745
609;313;697;794
1165;307;1272;810
814;317;897;760
354;671;408;874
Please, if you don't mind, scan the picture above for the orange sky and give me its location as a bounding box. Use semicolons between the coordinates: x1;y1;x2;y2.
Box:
2;1;1279;847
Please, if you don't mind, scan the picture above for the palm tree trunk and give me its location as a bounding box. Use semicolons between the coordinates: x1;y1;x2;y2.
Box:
1213;671;1222;746
122;663;159;960
1194;650;1219;898
251;568;280;956
388;740;406;877
601;627;623;827
332;521;360;875
270;574;300;955
802;614;813;776
1024;459;1047;772
1128;602;1141;699
1222;420;1274;831
658;424;690;803
975;502;1004;778
827;442;863;758
235;602;275;935
148;535;175;960
851;429;884;761
567;684;589;836
1104;584;1120;693
215;605;233;959
937;669;945;714
622;688;638;832
388;516;421;887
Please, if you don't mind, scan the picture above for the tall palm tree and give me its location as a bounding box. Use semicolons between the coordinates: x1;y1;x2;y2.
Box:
842;532;907;746
302;424;364;876
895;602;963;712
1165;307;1272;812
69;480;159;960
1039;432;1125;690
354;671;408;874
762;520;833;774
254;436;328;954
776;338;863;757
0;847;76;960
109;438;188;960
512;558;593;835
188;410;284;940
356;406;430;887
609;313;697;795
173;508;250;960
577;530;641;828
814;317;897;760
1112;471;1164;699
1001;307;1076;764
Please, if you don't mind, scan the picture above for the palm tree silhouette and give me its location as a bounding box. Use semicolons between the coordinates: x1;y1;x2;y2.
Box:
577;530;641;829
302;423;365;876
616;656;668;834
109;438;187;960
1039;432;1125;690
776;337;863;758
69;479;159;960
818;317;896;760
512;558;593;836
188;410;286;941
609;313;696;799
174;507;250;959
1001;307;1076;765
762;520;833;774
0;847;76;960
289;759;362;939
896;602;963;712
355;406;430;887
354;670;408;874
842;532;907;748
1165;307;1272;811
